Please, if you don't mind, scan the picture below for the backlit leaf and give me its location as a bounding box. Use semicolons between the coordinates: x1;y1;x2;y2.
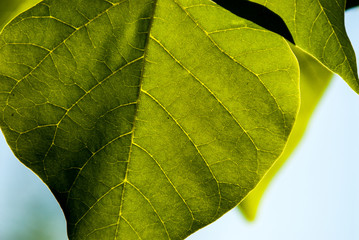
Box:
0;0;299;239
238;46;333;220
248;0;359;93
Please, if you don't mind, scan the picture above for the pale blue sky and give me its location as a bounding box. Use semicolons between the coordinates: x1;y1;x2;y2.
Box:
0;7;358;240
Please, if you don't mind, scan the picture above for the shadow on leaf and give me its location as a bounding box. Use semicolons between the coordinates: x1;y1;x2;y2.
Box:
214;0;295;43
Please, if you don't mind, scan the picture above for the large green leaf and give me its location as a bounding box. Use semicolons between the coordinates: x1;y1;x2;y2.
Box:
0;0;299;239
248;0;359;93
239;46;333;220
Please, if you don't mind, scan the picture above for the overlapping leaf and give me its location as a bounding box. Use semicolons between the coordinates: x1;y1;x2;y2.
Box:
213;0;358;220
0;0;299;239
248;0;359;93
239;46;333;220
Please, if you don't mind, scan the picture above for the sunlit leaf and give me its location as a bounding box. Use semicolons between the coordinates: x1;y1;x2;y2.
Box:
248;0;359;93
238;46;333;221
0;0;299;239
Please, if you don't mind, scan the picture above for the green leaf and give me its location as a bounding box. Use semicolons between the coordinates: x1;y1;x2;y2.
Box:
0;0;299;239
249;0;359;93
238;46;333;221
0;0;41;30
0;0;21;30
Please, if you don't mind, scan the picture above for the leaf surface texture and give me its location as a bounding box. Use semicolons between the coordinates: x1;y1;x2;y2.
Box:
239;46;333;220
249;0;359;92
0;0;299;239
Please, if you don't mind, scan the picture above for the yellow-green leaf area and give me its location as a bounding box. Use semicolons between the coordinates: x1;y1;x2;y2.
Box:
250;0;359;93
0;0;299;239
239;46;333;221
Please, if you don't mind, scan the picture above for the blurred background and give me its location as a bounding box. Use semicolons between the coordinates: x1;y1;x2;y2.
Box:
0;2;358;240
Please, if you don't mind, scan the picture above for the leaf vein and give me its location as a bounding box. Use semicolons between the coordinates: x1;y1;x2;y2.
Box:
173;0;288;134
121;216;143;240
127;181;171;240
72;182;125;227
150;35;259;151
141;90;222;220
133;142;195;229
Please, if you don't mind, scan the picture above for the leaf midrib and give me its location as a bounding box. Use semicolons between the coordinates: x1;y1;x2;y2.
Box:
1;1;298;239
112;1;172;239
